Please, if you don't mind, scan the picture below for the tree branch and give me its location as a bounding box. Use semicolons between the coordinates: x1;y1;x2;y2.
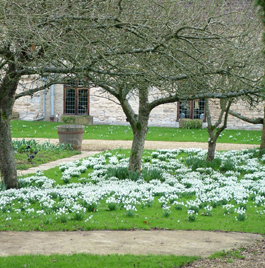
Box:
228;109;263;124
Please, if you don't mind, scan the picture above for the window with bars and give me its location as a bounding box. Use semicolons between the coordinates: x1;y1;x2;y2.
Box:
177;99;206;121
63;81;89;115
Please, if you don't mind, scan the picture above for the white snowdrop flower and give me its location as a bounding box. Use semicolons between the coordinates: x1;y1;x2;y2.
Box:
84;215;93;222
162;204;171;210
187;210;196;215
234;207;246;215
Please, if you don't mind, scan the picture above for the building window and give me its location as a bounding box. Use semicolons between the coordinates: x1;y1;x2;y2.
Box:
63;80;89;115
177;99;206;121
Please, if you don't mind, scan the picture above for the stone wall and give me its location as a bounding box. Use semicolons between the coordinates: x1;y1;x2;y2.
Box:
208;99;263;130
13;76;44;120
13;81;264;129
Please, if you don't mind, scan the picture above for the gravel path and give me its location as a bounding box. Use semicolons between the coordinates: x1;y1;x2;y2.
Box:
15;138;259;151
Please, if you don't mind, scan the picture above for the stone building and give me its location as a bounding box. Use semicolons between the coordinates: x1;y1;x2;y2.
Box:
13;76;263;130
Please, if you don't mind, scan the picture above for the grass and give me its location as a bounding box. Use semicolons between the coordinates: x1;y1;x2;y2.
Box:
1;149;264;234
10;120;262;144
209;248;246;260
3;121;263;267
2;191;263;233
0;253;200;268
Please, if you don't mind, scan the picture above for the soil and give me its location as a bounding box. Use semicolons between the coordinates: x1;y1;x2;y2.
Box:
0;231;264;267
9;139;264;267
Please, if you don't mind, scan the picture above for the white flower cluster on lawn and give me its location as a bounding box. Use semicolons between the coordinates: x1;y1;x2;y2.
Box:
1;148;265;222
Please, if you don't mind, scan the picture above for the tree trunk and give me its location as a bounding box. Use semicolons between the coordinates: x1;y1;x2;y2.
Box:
0;110;18;189
129;117;149;171
125;86;150;172
260;105;265;151
205;99;232;162
206;131;217;161
0;68;20;189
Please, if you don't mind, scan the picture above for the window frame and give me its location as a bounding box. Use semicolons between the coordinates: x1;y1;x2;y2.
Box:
177;99;206;122
63;81;90;115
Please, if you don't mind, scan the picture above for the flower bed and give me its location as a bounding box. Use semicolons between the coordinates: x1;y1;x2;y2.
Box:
0;148;264;232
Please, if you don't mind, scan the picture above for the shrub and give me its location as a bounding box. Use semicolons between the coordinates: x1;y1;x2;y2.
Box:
179;119;202;129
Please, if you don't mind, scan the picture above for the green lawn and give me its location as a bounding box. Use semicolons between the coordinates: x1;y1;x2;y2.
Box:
11;120;262;144
0;254;199;268
1;121;263;267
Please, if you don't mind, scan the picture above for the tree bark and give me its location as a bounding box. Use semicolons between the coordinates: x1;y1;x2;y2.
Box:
128;86;150;171
0;62;20;189
117;87;151;172
260;105;265;151
129;115;149;171
0;114;18;189
206;131;218;161
205;98;232;162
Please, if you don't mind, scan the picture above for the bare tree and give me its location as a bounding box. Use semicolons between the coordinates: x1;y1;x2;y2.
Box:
71;0;263;169
227;0;265;152
0;0;109;189
204;26;264;162
0;0;263;189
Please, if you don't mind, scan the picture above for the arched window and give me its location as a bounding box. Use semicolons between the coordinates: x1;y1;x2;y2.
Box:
177;99;206;121
63;80;89;115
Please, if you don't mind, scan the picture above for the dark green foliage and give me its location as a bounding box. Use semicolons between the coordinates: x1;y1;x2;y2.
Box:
239;203;247;210
106;166;140;181
179;119;202;129
59;214;68;223
18;179;31;189
247;148;265;158
0;182;7;191
189;206;199;213
105;166;164;183
141;167;164;183
72;212;85;221
175;205;183;210
185;157;222;171
82;201;97;212
108;203;118;211
13;139;73;153
219;160;236;172
106;166;128;180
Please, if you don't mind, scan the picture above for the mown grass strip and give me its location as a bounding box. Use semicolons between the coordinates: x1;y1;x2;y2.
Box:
0;253;200;268
10;120;262;144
